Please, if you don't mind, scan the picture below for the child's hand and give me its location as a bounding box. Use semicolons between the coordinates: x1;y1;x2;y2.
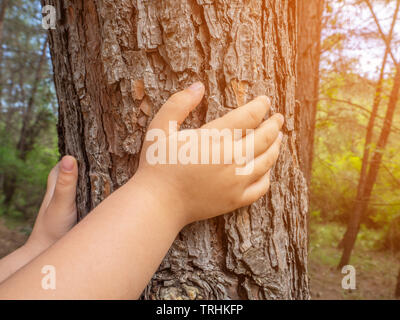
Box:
134;82;284;226
0;84;284;299
26;156;78;252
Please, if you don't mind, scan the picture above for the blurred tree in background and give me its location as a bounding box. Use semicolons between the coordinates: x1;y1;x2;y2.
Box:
312;0;400;259
0;0;58;227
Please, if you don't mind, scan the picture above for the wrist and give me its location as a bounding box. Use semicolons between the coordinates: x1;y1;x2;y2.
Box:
127;170;189;231
18;239;45;263
24;234;52;258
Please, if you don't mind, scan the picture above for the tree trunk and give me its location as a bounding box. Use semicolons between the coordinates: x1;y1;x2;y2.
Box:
338;65;400;268
46;0;310;299
339;0;400;250
0;0;9;107
17;37;49;161
296;0;324;186
0;0;8;64
3;37;49;210
396;267;400;298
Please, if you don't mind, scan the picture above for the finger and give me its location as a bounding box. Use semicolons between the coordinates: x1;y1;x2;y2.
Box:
243;132;283;184
241;113;284;159
46;164;59;197
203;96;271;136
38;164;60;215
46;156;78;220
241;170;271;206
148;82;205;135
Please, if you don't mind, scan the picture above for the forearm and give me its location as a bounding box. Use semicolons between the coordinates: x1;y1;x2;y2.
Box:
0;186;54;284
0;175;185;299
0;242;44;284
0;85;282;300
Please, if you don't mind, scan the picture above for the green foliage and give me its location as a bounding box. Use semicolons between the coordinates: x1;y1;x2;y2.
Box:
383;216;400;252
0;123;59;223
310;222;345;267
0;0;58;227
312;70;400;231
309;221;399;300
310;222;388;268
313;0;400;237
313;0;400;249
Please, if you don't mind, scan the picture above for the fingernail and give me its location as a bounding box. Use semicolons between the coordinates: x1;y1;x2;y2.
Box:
258;95;270;105
277;113;285;125
188;81;204;92
279;132;284;141
61;156;75;173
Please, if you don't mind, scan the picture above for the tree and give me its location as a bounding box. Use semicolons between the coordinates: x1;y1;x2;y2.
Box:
338;0;400;268
0;0;9;64
2;38;51;209
45;0;313;299
0;0;9;107
338;0;399;249
338;64;400;268
296;0;324;185
0;1;56;218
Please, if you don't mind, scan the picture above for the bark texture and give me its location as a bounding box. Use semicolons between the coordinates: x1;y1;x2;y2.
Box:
46;0;310;299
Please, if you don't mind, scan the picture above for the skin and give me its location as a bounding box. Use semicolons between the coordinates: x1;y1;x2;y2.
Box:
0;82;284;299
0;156;78;284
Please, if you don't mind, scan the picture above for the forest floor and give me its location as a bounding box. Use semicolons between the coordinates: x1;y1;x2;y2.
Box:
0;218;28;259
0;217;398;299
309;222;399;300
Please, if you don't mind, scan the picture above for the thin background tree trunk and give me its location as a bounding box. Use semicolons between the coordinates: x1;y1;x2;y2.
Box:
0;0;8;64
339;0;400;250
45;0;312;299
338;0;400;268
3;37;49;210
339;65;400;268
396;267;400;298
0;0;9;107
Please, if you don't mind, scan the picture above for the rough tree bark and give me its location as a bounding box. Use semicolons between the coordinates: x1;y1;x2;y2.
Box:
296;0;323;186
45;0;310;299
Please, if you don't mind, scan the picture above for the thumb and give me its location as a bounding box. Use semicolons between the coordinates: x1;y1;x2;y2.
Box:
49;156;78;214
148;82;205;135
